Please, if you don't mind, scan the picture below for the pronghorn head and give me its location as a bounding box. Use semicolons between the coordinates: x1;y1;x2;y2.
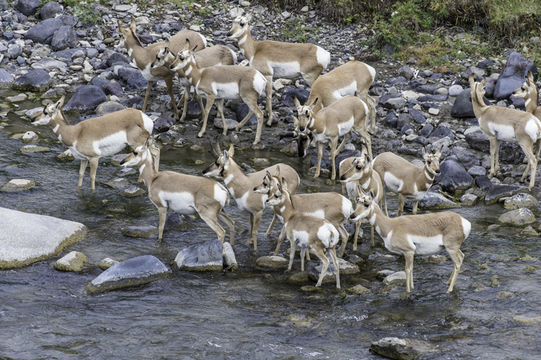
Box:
423;145;443;176
265;177;290;207
253;166;281;194
203;144;234;179
121;138;158;169
349;189;374;222
117;17;140;48
339;154;368;182
169;40;196;72
469;74;486;106
33;96;65;126
151;39;175;70
228;15;251;39
513;71;536;101
293;97;316;133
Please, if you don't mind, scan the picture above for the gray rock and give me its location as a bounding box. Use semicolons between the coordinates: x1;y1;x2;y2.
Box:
417;191;461;210
31;58;68;73
15;0;40;15
116;66;147;90
0;69;14;88
214;117;239;130
98;257;120;270
461;193;478;206
7;43;22;59
121;225;158;238
370;337;437;360
398;65;415;80
153;116;175;133
308;258;359;284
63;85;107;112
347;284;370;295
383;271;406;285
452;146;479;168
485;184;525;204
281;86;310;107
13;69;51;92
95;101;126;115
256;255;288;269
451;90;489;118
430;125;454;140
468;165;486;177
54;251;88;272
103;177;130;189
380;94;406;110
498;208;536;226
435;160;473;193
40;1;63;19
408;108;426;124
448;84;464;96
119;185;146;198
20;145;51;153
0;207;87;269
86;255;171;294
1;179;36;192
22;130;40;142
494;52;537;100
51;25;77;51
175;240;224;271
25;17;63;44
503;193;539;210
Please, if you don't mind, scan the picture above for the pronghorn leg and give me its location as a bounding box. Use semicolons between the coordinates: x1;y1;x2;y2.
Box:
250;210;263;253
314;246;330;287
218;210;236;245
404;251;415;293
412;200;419;215
77;159;88;189
176;88;185;109
397;193;405;216
370;225;375;247
336;133;351;155
353;220;361;251
273;225;286;255
215;99;227;135
519;141;537;190
157;207;167;241
142;81;151;112
300;247;306;272
329;247;340;289
241;93;265;145
265;214;277;237
89;157;99;193
165;77;178;119
488;137;498;178
264;75;273;126
383;189;389;216
314;142;323;178
198;95;215;138
330;137;339;180
287;234;296;271
364;132;373;160
178;88;188;122
235;109;254;131
199;208;226;242
337;224;349;254
446;248;464;293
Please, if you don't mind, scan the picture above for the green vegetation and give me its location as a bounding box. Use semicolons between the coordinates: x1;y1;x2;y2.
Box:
279;19;320;42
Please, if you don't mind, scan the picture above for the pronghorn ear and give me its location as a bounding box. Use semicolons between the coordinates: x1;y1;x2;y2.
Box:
292;115;299;125
310;97;318;109
293;97;301;109
528;71;534;83
228;144;234;157
222;149;229;161
468;73;475;87
130;17;136;32
481;77;486;87
436;145;443;157
274;165;280;177
265;170;272;179
183;38;191;51
422;147;428;160
281;176;289;192
55;96;65;109
117;19;124;31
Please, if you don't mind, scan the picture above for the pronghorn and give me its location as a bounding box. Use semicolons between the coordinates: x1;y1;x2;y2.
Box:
170;41;267;145
203;144;299;253
305;61;377;132
513;71;541;159
228;15;330;125
372;148;442;216
350;191;471;293
253;168;352;256
470;74;541;190
32;96;153;192
293;95;373;180
266;177;340;288
151;40;237;122
121;140;235;243
117;17;206;118
339;152;385;251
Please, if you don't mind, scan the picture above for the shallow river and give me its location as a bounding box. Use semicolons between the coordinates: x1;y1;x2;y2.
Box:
1;94;540;359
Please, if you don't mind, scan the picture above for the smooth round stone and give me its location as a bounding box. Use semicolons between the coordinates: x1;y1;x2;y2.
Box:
98;257;120;270
503;193;539;210
1;178;36;191
256;255;288;269
20;145;50;153
383;271;406;285
347;284;370;295
449;84;464;96
498;208;536;226
56;149;74;162
121;225;158;238
21;131;39;143
54;251;88;272
6;93;27;102
119;185;146;198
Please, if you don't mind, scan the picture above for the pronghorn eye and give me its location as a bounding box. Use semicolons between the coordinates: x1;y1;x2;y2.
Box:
240;22;245;26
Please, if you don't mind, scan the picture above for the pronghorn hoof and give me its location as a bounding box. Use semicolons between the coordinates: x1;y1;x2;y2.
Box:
197;132;204;138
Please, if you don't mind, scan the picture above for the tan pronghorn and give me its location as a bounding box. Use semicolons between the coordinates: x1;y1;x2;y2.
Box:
253;169;352;256
170;42;267;145
32;96;153;192
294;95;373;180
305;60;377;131
228;15;330;125
121;140;235;243
470;74;541;189
372;148;442;216
203;145;299;252
350;191;471;293
339;152;385;251
151;41;237;122
513;71;541;160
117;17;206;118
266;178;341;288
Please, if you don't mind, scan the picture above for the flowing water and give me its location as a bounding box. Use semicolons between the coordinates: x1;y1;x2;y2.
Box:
1;92;540;359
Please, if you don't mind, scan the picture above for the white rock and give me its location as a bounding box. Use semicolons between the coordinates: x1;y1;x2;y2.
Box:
383;271;406;285
189;24;201;32
1;179;36;191
54;251;88;272
428;107;440;115
22;130;39;143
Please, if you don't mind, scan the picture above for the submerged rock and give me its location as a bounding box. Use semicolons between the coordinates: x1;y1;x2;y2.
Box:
256;255;288;269
54;251;88;272
498;208;536;226
175;239;224;271
383;271;406;285
0;207;86;269
347;284;370;295
370;337;437;360
308;258;359;284
1;178;36;191
86;255;171;294
121;225;157;238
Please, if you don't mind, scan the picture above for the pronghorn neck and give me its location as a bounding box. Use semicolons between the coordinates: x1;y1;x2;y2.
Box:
124;34;148;67
50;111;78;146
420;162;436;186
222;158;250;196
237;27;256;61
370;202;392;238
308;114;325;134
471;85;488;118
184;57;202;87
139;155;158;188
525;87;538;114
276;190;296;223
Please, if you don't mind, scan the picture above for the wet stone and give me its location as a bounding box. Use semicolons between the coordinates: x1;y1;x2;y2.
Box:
520;226;538;236
513;314;541;326
383;271;406;285
24;108;44;120
347;284;370;295
1;178;36;191
54;251;88;272
503;193;539;210
98;257;120;270
498;208;536;226
308;258;359;284
86;255;171;294
485;185;525;204
104;178;130;190
287;271;310;284
175;239;223;271
12;69;51;92
119;185;146;198
460;193;478;206
7;93;28;102
256;255;288;269
121;225;158;238
56;149;74;162
370;337;437;360
21;131;39;143
417;192;460;210
213;117;239;130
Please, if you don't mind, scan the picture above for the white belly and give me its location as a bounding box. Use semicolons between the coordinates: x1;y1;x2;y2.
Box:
487;122;515;141
332;81;357;99
408;234;444;256
212;82;239;99
292;229;310;248
92;131;128;156
269;61;300;78
159;191;196;214
383;172;404;192
337;116;354;137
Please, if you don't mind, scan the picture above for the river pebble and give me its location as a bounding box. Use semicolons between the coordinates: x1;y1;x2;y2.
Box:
54;251;88;272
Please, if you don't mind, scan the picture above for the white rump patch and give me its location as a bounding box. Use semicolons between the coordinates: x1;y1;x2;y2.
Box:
524;117;541;142
317;223;338;248
69;142;88;160
214;183;228;207
292;229;310;248
198;33;208;47
269;61;301;78
461;217;472;239
383;172;404;192
332;81;357;99
488;122;515;141
316;46;330;69
408;234;444;256
92;131;128;156
141;112;154;134
234;191;251;212
337;116;354;137
212;82;240;99
341;197;353;218
159;191;196;214
365;63;376;83
253;72;267;96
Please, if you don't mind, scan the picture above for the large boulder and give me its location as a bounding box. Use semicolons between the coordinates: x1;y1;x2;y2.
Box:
435;160;473;193
115;66;147;90
498;208;536;226
51;25;77;51
416;191;461;210
282;86;310;107
63;85;107;112
503;193;539;210
0;207;87;269
15;0;40;15
308;258;359;284
485;184;525;204
86;255;171;294
0;69;14;88
25;17;63;44
40;1;63;19
12;69;51;92
450;90;491;118
153;116;175;133
494;52;537;100
370;337;437;360
175;240;228;271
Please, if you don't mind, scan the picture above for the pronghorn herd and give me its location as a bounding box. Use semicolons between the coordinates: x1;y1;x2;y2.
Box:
30;14;541;294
